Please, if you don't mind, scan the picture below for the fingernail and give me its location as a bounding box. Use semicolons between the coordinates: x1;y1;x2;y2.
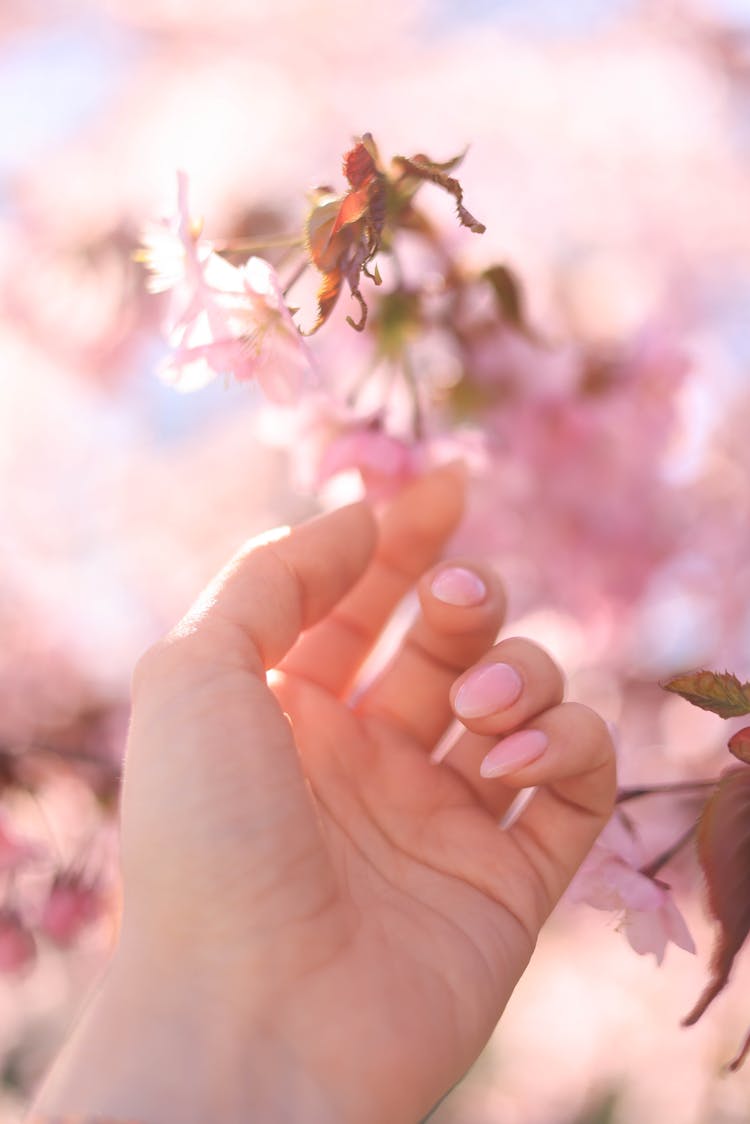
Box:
480;729;549;778
454;663;523;718
431;566;487;607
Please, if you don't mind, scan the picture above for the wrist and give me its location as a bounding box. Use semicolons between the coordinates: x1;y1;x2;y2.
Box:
31;945;341;1124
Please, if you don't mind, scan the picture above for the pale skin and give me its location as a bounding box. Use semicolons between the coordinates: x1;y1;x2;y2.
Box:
31;464;615;1124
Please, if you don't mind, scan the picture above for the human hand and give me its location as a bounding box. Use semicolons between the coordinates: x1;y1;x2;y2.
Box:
32;465;615;1124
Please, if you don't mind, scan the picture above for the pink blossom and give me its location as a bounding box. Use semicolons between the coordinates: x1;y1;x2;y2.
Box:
140;172;314;404
317;423;422;500
39;872;105;947
0;910;36;975
569;816;695;965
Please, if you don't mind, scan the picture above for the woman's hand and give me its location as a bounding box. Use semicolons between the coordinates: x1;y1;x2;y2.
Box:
32;465;615;1124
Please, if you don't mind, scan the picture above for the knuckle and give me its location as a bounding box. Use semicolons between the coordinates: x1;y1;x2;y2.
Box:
561;702;613;752
499;637;565;697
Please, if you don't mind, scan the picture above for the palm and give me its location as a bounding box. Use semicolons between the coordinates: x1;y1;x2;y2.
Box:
279;675;536;1106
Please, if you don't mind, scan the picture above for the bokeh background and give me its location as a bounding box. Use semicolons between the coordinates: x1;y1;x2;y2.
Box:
2;0;750;1120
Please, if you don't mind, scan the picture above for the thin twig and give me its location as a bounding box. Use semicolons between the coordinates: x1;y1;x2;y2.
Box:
639;821;698;879
214;233;304;252
616;779;718;804
282;259;309;298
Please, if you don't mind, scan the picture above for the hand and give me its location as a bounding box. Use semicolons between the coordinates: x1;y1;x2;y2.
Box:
32;465;615;1124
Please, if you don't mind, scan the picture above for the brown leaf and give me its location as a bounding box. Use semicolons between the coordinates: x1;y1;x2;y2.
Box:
391;152;486;234
662;670;750;718
683;768;750;1029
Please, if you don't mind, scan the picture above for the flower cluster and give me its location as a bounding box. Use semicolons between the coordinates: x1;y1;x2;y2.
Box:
139;171;315;403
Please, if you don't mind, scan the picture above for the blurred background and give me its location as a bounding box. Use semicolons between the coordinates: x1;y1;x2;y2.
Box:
2;0;750;1120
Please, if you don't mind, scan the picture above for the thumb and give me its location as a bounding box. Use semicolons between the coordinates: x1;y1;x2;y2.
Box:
119;502;377;940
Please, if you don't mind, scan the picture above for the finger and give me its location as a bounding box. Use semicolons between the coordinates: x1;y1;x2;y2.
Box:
435;639;565;815
356;560;505;747
450;638;565;737
280;462;467;695
494;703;616;912
137;501;378;688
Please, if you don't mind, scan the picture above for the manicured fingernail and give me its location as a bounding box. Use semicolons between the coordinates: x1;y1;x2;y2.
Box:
431;566;487;607
480;729;549;778
454;662;523;718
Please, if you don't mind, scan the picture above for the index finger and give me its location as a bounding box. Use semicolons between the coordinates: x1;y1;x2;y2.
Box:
280;462;467;696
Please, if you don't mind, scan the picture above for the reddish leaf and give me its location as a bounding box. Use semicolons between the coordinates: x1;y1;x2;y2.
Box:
330;186;371;238
304;137;387;334
343;132;379;188
304;134;484;334
683;768;750;1030
729;726;750;765
662;669;750;718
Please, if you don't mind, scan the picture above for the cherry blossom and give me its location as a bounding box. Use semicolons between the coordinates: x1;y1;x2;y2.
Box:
140;173;314;403
569;816;695;965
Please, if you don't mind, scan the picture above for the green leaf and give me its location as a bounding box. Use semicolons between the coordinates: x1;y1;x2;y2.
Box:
662;670;750;718
683;769;750;1035
483;264;528;333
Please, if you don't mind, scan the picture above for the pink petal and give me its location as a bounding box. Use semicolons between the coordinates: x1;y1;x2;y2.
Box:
606;861;665;912
623;906;669;964
661;895;696;955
